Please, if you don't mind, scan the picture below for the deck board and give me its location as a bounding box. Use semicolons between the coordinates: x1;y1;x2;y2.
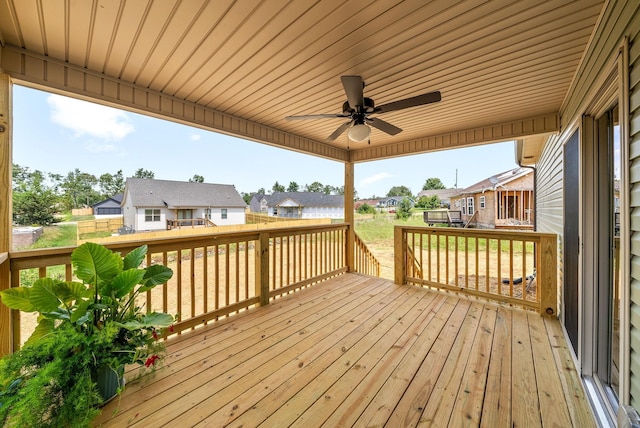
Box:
95;273;595;428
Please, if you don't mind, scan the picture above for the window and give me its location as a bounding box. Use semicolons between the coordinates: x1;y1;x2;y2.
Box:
145;209;160;222
467;197;474;215
204;209;211;220
97;207;121;215
461;198;466;215
221;208;227;219
479;196;486;209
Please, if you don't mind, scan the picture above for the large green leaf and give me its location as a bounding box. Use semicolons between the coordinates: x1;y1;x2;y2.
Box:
0;288;35;312
123;245;147;270
105;269;146;299
24;318;55;346
119;312;174;330
70;299;92;324
29;278;66;312
65;281;93;301
72;242;123;285
140;264;173;291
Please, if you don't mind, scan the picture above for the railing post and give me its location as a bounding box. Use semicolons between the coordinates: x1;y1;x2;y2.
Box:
394;226;406;285
0;73;12;356
344;162;355;272
538;234;558;317
255;232;270;306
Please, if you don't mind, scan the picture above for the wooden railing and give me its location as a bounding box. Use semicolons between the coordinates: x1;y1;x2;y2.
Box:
354;233;381;277
394;226;557;316
6;224;380;349
166;218;211;229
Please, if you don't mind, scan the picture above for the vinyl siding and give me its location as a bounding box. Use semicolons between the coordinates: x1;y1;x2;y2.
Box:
534;133;565;317
628;2;640;409
536;0;640;408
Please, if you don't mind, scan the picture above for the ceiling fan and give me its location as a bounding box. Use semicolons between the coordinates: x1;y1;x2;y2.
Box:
285;76;441;143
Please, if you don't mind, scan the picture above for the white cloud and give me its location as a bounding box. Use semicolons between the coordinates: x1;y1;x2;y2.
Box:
190;133;201;141
47;94;134;141
84;141;119;154
359;172;394;186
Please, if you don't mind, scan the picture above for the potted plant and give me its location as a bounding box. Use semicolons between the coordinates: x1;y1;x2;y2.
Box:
0;242;175;427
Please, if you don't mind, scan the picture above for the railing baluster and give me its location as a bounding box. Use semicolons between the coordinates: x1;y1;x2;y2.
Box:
394;226;557;316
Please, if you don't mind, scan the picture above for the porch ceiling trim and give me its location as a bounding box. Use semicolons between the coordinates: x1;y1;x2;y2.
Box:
0;45;350;163
349;113;559;163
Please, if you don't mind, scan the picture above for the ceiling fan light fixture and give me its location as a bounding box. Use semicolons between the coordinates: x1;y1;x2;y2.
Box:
348;123;370;142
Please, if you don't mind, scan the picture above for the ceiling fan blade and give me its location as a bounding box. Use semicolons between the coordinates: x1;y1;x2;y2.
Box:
326;121;352;142
285;113;347;120
341;76;364;110
368;117;403;136
375;91;441;113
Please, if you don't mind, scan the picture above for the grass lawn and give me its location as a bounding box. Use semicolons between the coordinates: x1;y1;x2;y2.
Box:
354;212;426;279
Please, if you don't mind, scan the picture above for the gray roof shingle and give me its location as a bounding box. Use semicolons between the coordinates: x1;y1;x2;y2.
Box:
250;192;343;210
124;178;246;208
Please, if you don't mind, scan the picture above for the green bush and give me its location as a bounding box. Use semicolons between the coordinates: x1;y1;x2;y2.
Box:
357;203;377;214
395;197;413;220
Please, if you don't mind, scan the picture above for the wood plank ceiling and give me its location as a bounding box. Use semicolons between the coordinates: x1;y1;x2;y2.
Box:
0;0;605;163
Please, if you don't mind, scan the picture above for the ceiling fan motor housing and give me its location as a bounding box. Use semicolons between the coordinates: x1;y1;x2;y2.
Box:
342;97;375;115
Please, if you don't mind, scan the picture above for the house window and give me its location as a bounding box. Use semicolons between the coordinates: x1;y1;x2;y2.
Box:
467;197;475;215
221;208;227;219
204;209;211;219
479;196;486;209
461;198;466;215
145;209;160;222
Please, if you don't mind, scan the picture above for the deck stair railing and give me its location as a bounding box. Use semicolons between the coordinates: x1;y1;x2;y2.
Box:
354;232;381;277
394;226;557;316
5;223;380;351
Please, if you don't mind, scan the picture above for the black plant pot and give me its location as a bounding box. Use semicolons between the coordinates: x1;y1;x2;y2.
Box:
93;364;125;403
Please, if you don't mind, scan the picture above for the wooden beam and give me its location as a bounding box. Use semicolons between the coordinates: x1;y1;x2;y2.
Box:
0;72;12;355
394;226;406;285
344;162;354;272
255;233;270;307
538;234;558;317
349;114;559;162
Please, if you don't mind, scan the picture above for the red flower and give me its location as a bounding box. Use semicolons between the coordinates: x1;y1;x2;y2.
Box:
168;324;175;333
145;355;160;367
152;329;158;340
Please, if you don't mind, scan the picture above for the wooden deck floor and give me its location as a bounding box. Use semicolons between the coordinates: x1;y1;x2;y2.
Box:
95;273;595;427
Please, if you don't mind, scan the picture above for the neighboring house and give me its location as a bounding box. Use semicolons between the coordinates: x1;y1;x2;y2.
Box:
92;193;123;217
354;199;380;210
250;192;344;219
450;168;534;229
416;189;458;208
121;178;246;231
376;196;415;210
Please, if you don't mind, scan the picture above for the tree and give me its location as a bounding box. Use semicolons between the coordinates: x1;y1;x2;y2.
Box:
305;181;323;193
422;177;446;190
287;181;300;192
133;168;154;179
272;181;285;193
416;195;440;209
387;185;413;198
189;174;204;183
322;184;334;195
257;187;266;195
241;192;253;205
99;170;124;197
395;197;413;220
12;164;60;226
60;168;100;210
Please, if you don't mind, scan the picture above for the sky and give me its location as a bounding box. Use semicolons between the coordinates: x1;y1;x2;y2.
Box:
12;85;519;198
